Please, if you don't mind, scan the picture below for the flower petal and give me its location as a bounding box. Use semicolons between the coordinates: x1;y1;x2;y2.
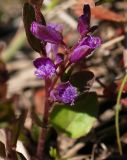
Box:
77;5;90;36
33;57;56;79
50;82;78;105
69;45;90;63
47;23;63;33
30;21;63;44
80;36;102;49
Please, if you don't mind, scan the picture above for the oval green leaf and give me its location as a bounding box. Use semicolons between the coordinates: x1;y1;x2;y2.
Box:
50;92;98;138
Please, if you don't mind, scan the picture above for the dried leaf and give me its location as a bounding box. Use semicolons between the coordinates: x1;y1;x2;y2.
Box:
78;0;95;7
91;6;126;22
72;0;125;22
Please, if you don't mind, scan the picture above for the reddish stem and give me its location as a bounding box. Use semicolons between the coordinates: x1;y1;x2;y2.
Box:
50;60;71;91
36;48;71;159
36;80;51;160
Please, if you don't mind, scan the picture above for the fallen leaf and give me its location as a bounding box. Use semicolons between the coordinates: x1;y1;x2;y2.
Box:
72;0;125;22
91;6;126;22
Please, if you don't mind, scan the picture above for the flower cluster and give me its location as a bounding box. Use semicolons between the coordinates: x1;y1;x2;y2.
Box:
30;4;101;105
50;82;78;105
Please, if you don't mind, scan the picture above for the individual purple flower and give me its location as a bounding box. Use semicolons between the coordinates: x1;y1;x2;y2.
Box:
77;5;90;36
69;35;101;63
33;57;56;79
77;5;97;36
45;24;63;57
50;82;78;105
69;45;90;63
30;21;63;44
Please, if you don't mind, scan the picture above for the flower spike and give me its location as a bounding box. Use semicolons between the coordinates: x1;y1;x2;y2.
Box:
50;82;78;105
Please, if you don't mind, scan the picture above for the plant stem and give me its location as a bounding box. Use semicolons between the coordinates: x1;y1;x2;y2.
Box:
5;129;17;160
115;73;127;155
36;80;51;160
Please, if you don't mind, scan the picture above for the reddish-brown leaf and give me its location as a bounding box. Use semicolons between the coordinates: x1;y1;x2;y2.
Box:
72;0;125;22
75;0;95;8
91;6;126;22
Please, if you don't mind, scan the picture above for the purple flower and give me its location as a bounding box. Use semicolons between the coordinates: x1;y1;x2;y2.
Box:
79;35;101;49
30;21;63;44
70;4;101;63
33;57;56;79
77;5;97;36
69;35;101;63
48;23;63;33
45;24;63;57
77;5;90;36
50;82;78;105
69;45;90;63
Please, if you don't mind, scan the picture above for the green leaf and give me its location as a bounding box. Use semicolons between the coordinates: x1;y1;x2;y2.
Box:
0;141;6;158
70;71;94;92
23;2;46;54
50;92;98;138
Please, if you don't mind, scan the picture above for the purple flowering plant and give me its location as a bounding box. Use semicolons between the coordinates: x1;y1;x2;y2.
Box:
23;1;101;159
